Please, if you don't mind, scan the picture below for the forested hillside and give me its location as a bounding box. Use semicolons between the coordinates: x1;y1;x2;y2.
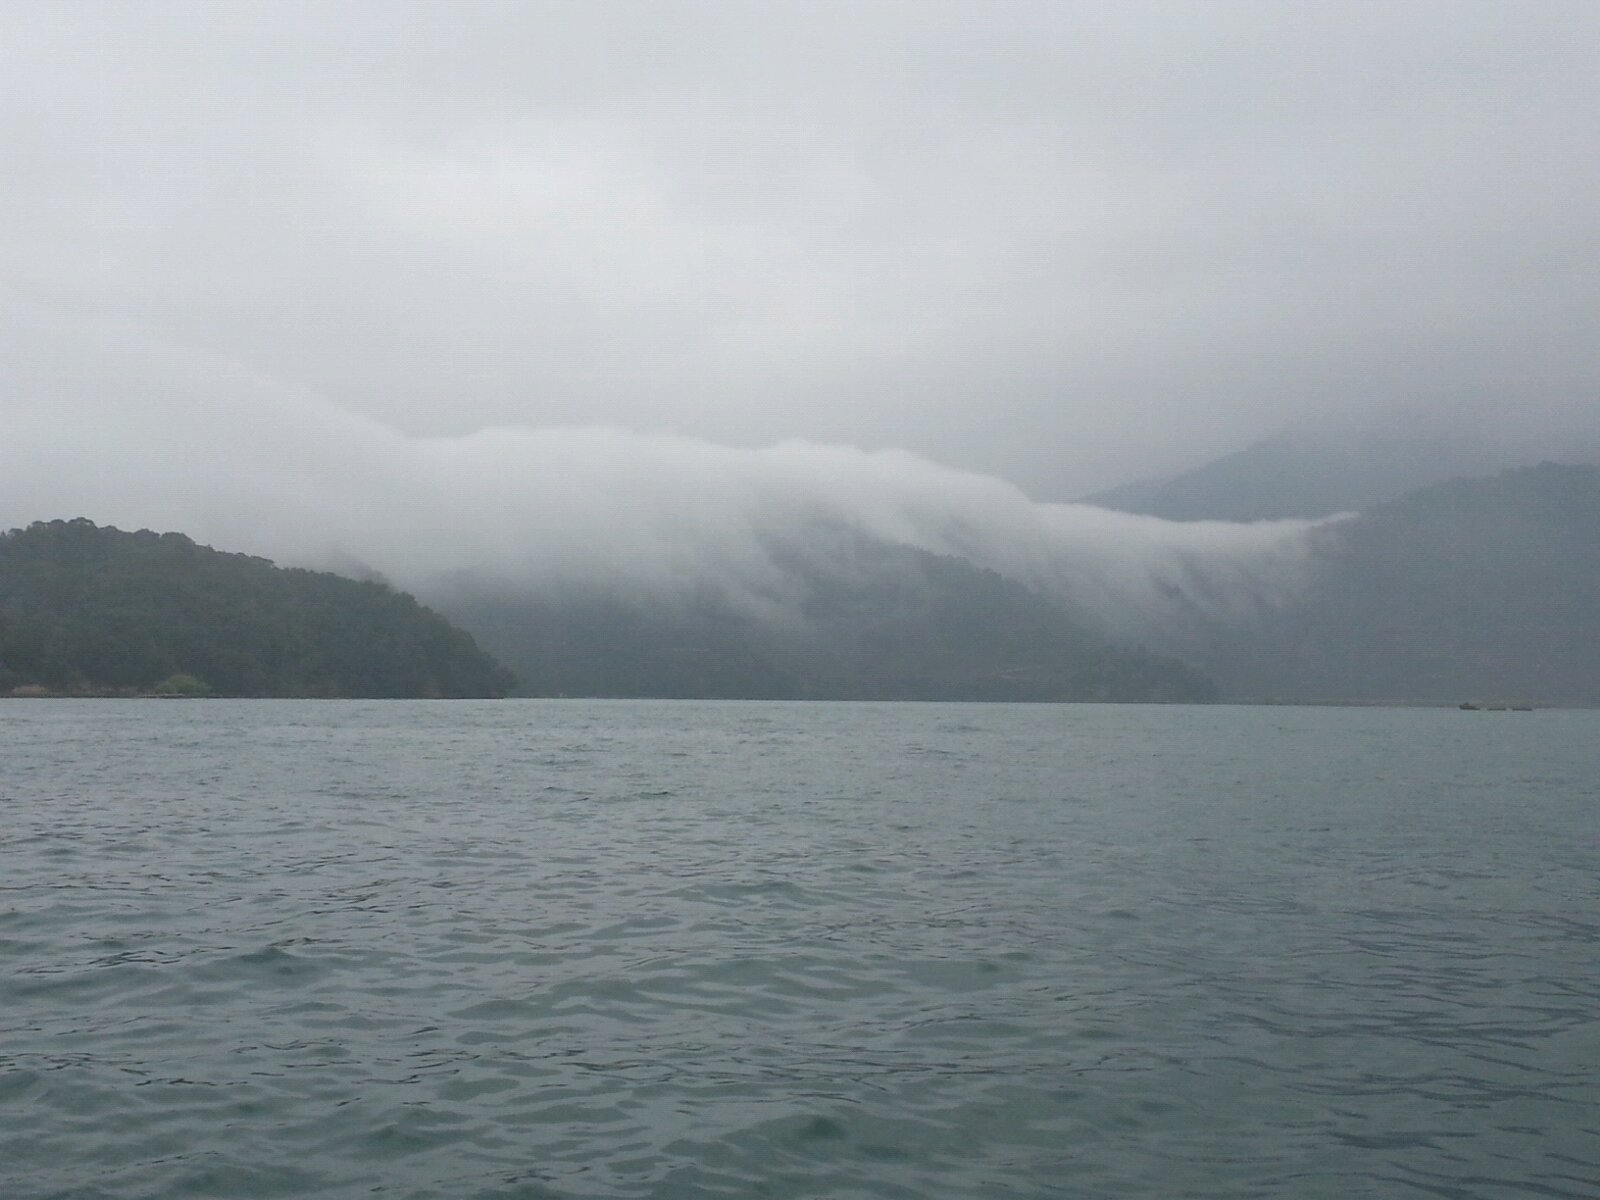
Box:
1192;464;1600;704
438;535;1217;702
0;520;514;697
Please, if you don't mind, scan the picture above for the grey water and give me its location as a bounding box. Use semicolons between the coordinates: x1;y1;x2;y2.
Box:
2;701;1597;1200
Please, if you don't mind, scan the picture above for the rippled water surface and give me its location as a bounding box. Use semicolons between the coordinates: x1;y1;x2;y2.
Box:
2;700;1597;1199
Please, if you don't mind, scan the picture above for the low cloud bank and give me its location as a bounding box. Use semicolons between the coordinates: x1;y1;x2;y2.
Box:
2;314;1329;642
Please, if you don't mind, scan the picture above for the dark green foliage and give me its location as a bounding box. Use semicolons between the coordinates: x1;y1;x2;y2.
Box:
438;534;1216;702
152;672;211;697
0;519;514;697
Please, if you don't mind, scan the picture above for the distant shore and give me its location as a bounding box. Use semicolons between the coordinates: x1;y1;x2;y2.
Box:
5;688;1588;708
6;686;205;699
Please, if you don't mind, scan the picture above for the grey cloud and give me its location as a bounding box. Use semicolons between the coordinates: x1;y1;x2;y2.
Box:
3;0;1596;497
0;305;1321;639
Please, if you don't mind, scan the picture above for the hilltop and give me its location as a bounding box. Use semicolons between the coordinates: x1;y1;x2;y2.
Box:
0;519;514;698
1082;427;1524;521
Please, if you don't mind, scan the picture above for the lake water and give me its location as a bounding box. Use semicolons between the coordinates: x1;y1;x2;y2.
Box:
2;700;1597;1199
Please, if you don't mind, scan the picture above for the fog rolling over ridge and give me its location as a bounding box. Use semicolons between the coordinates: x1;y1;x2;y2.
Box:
0;318;1324;655
9;317;1600;704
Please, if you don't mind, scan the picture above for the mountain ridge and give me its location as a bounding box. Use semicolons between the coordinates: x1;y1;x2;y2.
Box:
9;456;1597;705
1082;426;1597;521
0;519;515;698
1183;462;1600;704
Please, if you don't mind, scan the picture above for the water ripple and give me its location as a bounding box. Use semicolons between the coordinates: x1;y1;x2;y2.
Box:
2;699;1597;1199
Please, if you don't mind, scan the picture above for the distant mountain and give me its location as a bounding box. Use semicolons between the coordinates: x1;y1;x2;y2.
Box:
1188;463;1600;704
1083;426;1578;521
0;519;514;697
433;533;1217;703
21;459;1592;707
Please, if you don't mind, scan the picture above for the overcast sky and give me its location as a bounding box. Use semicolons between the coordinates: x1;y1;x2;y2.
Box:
3;0;1596;496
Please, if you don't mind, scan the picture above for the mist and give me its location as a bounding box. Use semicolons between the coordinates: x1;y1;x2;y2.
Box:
3;1;1596;498
1;309;1325;644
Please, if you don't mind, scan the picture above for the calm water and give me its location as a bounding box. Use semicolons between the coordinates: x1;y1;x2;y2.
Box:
2;700;1597;1199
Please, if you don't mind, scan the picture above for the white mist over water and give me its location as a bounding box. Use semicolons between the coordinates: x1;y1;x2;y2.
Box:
2;306;1331;639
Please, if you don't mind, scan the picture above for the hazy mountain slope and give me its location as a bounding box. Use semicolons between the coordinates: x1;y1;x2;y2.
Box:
1193;464;1600;703
0;519;514;697
434;535;1217;702
1084;428;1543;521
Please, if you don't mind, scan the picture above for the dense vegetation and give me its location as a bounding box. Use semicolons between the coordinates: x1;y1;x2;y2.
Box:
0;520;514;697
438;535;1217;702
1193;464;1600;704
